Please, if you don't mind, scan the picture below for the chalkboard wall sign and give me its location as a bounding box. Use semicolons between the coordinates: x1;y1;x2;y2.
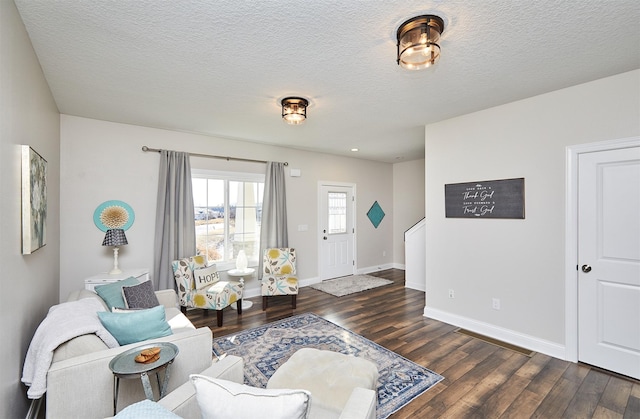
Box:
445;178;525;219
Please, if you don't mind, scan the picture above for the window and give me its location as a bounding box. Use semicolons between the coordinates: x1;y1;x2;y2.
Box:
192;170;264;267
327;191;347;234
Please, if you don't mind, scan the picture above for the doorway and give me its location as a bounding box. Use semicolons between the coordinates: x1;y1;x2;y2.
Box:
566;137;640;379
318;182;356;280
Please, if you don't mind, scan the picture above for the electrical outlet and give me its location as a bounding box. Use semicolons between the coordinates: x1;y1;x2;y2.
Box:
448;289;455;299
382;250;386;257
492;298;501;310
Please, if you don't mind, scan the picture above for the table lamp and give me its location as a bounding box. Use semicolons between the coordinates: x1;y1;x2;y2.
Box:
102;228;128;274
236;250;248;272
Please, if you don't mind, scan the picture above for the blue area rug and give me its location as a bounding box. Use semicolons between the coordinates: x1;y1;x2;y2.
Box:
212;313;444;418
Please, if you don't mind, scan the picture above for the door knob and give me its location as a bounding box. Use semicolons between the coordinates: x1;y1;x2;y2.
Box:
323;236;327;240
581;264;592;273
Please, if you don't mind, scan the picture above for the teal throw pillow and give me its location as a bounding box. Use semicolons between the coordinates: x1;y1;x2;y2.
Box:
114;400;181;419
95;277;140;310
98;305;172;346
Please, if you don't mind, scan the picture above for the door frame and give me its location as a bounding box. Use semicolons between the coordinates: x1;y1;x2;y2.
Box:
565;136;640;362
317;181;357;280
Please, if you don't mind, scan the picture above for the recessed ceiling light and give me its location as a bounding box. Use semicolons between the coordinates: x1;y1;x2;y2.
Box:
351;148;359;152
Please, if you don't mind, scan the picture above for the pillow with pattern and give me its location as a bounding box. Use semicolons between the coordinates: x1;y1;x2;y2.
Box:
122;280;159;309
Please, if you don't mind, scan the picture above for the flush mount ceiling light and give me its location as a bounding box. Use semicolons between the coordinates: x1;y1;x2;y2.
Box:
397;14;445;70
281;97;308;125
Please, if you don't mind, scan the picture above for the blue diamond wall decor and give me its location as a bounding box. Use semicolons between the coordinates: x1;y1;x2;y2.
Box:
367;201;385;228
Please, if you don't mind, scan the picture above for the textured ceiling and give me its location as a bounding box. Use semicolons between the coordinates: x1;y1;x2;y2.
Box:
14;0;640;163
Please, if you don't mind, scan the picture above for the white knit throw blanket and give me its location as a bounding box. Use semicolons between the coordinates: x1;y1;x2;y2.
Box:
21;298;119;399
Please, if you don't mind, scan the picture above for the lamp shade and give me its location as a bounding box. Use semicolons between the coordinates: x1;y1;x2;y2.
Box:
397;15;445;70
281;97;308;125
102;229;128;246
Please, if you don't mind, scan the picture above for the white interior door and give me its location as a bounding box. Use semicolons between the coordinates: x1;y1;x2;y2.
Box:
578;145;640;380
318;183;355;280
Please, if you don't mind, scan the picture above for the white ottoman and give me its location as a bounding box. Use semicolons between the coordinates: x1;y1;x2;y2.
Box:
266;348;379;414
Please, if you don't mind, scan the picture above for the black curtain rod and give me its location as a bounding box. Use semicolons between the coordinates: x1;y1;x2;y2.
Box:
141;146;288;166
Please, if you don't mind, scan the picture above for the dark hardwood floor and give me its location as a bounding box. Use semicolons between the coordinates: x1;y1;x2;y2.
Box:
187;269;640;418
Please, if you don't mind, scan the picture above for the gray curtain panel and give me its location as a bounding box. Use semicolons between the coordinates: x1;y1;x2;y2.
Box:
258;162;289;275
153;150;196;290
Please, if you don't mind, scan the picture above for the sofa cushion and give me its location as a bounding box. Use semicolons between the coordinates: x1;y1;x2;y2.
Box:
193;264;219;290
51;334;110;363
166;309;197;334
122;280;160;309
95;277;140;310
190;375;311;419
98;305;172;345
66;289;110;310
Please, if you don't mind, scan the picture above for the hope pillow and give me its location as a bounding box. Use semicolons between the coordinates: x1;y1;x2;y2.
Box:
193;265;219;290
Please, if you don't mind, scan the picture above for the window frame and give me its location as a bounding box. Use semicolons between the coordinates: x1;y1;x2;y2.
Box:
192;169;265;270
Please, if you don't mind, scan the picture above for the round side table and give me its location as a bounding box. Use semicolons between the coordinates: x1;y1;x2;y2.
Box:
227;268;255;309
108;342;179;414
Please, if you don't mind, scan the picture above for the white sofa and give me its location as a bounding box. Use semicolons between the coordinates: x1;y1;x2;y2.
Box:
43;288;218;419
43;289;376;419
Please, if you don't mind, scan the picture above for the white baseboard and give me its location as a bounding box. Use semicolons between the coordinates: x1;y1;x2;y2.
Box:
299;276;321;287
405;280;425;292
242;286;261;299
357;263;397;275
423;307;566;360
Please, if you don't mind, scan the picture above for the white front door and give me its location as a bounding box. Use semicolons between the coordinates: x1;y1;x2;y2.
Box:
578;145;640;380
318;183;355;280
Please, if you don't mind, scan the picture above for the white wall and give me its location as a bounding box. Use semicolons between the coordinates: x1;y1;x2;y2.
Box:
424;70;640;357
393;159;425;267
0;2;61;417
60;116;394;300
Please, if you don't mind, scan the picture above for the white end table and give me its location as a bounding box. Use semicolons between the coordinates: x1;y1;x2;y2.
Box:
227;268;255;309
84;268;150;291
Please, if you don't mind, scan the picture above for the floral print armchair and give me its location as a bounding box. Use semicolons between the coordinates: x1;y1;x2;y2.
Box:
171;255;243;326
261;248;298;310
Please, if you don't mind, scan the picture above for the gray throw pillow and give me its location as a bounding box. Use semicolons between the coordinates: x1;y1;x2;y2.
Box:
122;280;160;309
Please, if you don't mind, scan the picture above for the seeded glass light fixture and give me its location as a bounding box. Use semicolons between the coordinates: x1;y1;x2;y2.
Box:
281;97;308;125
397;15;445;70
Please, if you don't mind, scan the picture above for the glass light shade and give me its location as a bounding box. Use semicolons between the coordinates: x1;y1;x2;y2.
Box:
281;97;308;125
397;15;444;70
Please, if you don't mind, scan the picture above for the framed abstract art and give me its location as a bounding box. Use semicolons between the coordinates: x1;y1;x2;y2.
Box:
21;145;47;254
